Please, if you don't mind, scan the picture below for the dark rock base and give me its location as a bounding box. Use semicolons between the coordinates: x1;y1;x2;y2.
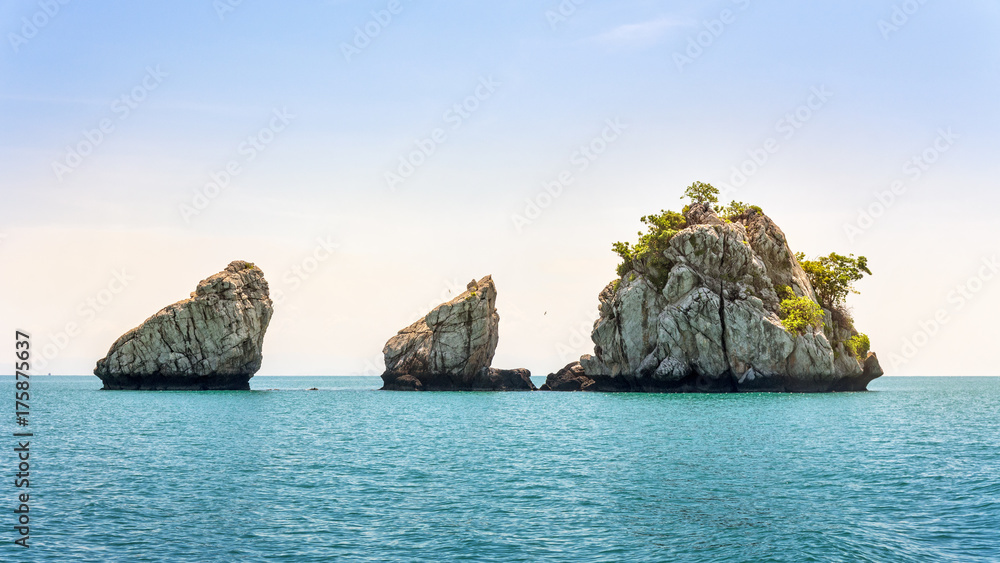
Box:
99;373;253;391
540;362;879;393
381;367;535;391
539;362;594;391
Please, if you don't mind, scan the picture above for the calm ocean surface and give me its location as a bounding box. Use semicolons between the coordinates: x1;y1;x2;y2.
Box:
3;375;998;562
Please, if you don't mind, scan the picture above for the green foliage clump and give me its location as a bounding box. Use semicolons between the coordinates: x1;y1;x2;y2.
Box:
774;284;795;301
714;200;764;219
680;181;719;205
845;333;871;361
796;252;872;308
779;296;825;335
611;181;772;291
244;262;256;270
612;210;687;280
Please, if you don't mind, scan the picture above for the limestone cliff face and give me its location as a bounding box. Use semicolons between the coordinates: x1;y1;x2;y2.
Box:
94;260;273;390
381;276;534;391
561;204;881;392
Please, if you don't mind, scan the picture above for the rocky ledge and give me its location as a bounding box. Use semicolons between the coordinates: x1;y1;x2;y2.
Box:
381;276;535;391
94;260;274;390
544;203;883;393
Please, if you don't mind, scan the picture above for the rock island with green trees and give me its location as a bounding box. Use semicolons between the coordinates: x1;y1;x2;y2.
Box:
92;184;881;393
542;181;883;392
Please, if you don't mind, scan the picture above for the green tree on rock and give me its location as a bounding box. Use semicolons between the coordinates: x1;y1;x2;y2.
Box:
796;252;872;308
680;181;719;205
612;210;687;281
715;200;763;219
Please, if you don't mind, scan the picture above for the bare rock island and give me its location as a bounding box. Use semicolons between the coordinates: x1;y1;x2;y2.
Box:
94;260;274;390
545;203;883;393
381;275;534;391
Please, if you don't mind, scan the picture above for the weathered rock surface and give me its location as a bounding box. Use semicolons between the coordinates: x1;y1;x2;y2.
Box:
539;361;594;391
94;260;273;390
381;276;533;391
559;204;882;393
470;367;536;391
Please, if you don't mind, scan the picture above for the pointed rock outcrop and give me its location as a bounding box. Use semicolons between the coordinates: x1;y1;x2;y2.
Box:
94;260;273;390
381;276;534;391
550;204;882;393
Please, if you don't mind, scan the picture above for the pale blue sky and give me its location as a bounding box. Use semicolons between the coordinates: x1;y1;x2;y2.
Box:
2;1;998;376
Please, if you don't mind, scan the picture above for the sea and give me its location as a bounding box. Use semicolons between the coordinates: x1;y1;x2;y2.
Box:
2;375;998;562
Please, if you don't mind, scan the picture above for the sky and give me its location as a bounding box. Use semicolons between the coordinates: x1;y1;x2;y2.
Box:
1;0;998;377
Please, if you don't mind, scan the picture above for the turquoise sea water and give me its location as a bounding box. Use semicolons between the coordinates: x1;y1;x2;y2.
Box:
2;376;998;562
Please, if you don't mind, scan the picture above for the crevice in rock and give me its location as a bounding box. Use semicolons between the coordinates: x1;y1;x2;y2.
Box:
464;305;473;377
613;309;628;369
717;228;738;392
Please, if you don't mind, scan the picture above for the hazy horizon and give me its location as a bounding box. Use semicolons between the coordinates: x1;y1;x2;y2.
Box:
2;1;998;377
